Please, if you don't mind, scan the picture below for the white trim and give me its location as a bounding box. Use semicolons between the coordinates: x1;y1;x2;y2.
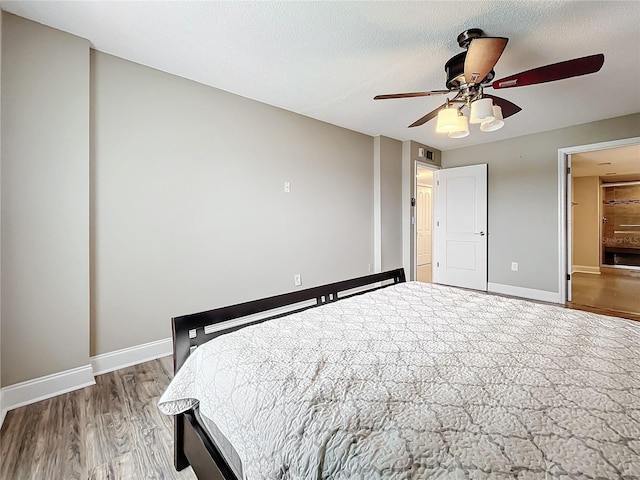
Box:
566;153;573;301
559;152;567;303
90;337;172;376
558;136;640;304
1;364;95;413
414;160;439;283
0;338;173;422
572;265;601;274
602;181;640;187
488;282;561;304
0;391;6;429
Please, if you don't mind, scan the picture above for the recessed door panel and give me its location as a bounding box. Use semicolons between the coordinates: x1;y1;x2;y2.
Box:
446;241;477;270
446;177;477;234
417;185;432;266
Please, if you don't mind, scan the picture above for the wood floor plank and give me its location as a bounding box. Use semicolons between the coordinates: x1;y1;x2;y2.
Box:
570;271;640;321
2;396;49;480
87;451;136;480
60;392;86;480
0;357;197;480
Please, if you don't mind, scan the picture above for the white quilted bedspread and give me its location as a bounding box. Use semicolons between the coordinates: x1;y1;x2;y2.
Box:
158;281;640;479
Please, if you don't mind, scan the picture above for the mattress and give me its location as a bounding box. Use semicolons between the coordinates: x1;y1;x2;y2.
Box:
197;409;243;479
159;281;640;478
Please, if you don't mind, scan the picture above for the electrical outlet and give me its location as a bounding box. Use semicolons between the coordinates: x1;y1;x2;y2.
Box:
511;262;519;271
284;181;291;193
294;274;302;286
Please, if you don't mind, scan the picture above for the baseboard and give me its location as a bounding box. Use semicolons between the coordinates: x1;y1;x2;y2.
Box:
572;265;601;274
0;391;6;430
91;337;172;376
0;339;173;423
1;364;95;414
488;282;561;304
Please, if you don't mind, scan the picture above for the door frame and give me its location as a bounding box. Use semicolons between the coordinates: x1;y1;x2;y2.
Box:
557;136;640;304
412;161;439;281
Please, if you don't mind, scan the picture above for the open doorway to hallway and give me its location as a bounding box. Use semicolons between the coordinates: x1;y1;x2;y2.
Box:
416;164;434;283
569;142;640;320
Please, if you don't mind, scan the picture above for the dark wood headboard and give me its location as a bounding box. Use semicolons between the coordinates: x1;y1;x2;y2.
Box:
171;268;406;374
170;268;406;476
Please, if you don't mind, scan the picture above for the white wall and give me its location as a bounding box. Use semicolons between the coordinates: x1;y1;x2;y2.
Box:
442;114;640;294
92;51;374;355
1;13;90;385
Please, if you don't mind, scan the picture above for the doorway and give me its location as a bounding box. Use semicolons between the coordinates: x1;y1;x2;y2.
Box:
561;138;640;319
416;165;433;282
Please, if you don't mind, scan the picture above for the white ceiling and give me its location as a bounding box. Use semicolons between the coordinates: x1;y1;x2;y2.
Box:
2;1;639;151
572;144;640;180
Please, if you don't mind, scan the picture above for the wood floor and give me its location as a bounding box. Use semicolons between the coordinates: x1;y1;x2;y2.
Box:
569;271;640;321
0;356;196;480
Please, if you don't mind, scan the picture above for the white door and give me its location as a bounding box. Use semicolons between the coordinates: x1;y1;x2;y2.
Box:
434;164;488;291
417;185;432;266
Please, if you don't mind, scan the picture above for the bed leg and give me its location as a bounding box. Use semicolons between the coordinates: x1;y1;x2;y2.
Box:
174;414;190;471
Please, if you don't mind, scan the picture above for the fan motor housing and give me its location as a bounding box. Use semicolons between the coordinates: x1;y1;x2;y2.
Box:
457;28;484;48
445;51;494;90
444;52;465;89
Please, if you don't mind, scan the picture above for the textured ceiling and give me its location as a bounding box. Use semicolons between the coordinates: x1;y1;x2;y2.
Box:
572;145;640;180
1;1;639;151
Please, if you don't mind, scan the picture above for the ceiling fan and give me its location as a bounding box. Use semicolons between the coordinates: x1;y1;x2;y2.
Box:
374;28;604;137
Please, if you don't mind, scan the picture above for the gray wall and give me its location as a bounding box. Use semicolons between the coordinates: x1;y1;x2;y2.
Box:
442;114;640;294
375;136;403;271
1;13;90;385
411;141;441;168
0;15;375;384
1;12;637;390
91;52;374;355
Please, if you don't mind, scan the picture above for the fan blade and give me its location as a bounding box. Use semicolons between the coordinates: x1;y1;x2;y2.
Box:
374;90;450;100
483;94;522;119
491;54;604;89
408;105;446;128
464;37;508;85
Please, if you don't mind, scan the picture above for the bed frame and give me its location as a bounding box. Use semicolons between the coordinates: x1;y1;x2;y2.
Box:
171;268;406;480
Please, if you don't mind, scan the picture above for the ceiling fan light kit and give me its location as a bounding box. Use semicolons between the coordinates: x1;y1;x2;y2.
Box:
438;96;503;135
374;28;604;140
435;106;460;133
469;98;495;124
480;106;505;132
448;115;470;138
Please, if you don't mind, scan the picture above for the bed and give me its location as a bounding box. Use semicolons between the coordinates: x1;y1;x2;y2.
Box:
159;269;640;479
